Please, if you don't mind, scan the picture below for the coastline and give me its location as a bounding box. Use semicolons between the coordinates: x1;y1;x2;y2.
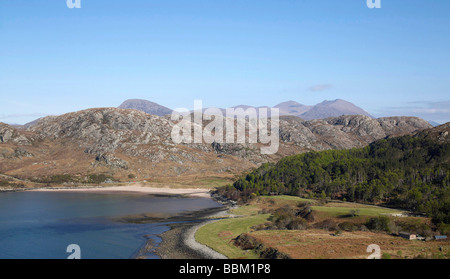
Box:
26;184;212;198
154;209;229;259
153;219;228;259
10;183;230;259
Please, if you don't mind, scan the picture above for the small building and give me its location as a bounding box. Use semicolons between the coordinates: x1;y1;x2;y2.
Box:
435;235;447;240
416;235;425;241
399;232;416;240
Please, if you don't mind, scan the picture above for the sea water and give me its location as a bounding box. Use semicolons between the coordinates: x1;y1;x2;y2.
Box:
0;191;222;259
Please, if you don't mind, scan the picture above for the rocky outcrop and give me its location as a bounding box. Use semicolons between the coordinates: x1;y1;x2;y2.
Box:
0;123;14;143
211;141;268;164
95;154;129;169
414;122;450;144
13;148;34;158
0;123;33;146
278;114;432;151
28;108;174;155
377;116;435;135
0;147;33;159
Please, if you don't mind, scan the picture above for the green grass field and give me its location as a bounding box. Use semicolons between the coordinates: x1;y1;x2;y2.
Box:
264;195;316;202
193;176;234;188
195;195;407;259
311;204;403;217
195;214;270;259
260;195;404;218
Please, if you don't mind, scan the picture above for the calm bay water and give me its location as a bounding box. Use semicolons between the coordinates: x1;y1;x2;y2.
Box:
0;191;222;259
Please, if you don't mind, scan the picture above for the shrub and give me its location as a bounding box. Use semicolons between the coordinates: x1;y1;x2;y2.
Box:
286;217;308;230
88;174;112;184
271;206;296;226
395;219;434;237
50;174;76;184
233;233;258;250
313;219;339;231
267;206;309;230
365;216;392;233
339;222;359;232
298;206;316;221
349;209;360;217
437;222;450;235
296;201;309;208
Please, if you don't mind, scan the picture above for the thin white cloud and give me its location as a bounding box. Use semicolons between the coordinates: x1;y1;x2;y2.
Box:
0;113;48;119
377;101;450;124
0;113;50;125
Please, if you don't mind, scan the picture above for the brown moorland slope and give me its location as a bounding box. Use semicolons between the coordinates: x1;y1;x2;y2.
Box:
0;107;433;184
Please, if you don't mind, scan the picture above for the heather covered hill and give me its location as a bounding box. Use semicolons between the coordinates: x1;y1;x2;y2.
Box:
0;106;434;183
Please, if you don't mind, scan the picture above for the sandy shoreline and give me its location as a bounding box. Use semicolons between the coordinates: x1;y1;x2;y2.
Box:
28;184;212;198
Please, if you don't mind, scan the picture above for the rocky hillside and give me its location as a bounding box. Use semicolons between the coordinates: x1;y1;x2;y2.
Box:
278;115;431;152
28;108;173;155
0;107;434;182
0;123;34;146
415;122;450;144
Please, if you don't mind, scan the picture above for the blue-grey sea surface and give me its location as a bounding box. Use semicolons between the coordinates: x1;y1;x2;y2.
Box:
0;191;222;259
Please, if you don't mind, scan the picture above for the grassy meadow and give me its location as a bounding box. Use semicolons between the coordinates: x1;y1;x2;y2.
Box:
195;195;448;259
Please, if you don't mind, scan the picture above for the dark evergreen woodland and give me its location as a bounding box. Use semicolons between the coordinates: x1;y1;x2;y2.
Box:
222;135;450;225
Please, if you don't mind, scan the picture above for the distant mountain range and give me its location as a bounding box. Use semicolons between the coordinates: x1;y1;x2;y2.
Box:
1;97;443;183
118;98;373;120
428;120;442;127
275;99;373;120
118;99;173;117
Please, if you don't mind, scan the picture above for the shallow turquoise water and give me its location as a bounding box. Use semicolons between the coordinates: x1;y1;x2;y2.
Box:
0;191;222;259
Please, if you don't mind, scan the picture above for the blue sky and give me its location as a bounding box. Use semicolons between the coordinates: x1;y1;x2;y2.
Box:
1;0;449;124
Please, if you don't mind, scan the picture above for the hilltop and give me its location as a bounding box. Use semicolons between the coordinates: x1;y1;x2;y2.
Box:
0;106;433;185
117;98;372;120
118;99;173;117
299;99;373;120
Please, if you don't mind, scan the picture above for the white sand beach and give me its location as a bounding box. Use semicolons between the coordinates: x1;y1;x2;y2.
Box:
29;184;212;198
